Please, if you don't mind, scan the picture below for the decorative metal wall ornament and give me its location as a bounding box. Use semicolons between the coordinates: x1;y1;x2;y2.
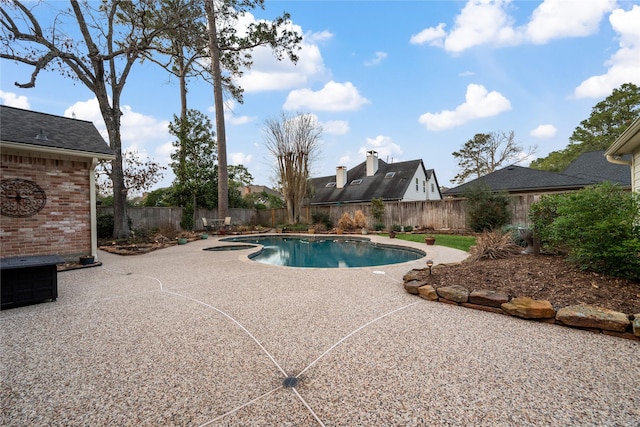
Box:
1;178;47;218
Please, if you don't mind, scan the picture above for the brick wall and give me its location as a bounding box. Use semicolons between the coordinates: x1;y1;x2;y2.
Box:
1;152;92;260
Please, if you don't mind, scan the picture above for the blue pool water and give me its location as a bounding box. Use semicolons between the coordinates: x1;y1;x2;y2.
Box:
219;235;425;268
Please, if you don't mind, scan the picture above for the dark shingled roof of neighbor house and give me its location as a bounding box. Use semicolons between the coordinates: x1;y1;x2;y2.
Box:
444;151;631;197
0;105;114;157
309;159;428;205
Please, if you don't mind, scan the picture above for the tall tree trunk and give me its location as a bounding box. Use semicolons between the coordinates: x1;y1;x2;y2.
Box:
204;0;228;219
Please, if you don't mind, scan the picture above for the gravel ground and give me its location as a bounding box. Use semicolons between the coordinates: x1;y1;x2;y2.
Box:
1;235;638;426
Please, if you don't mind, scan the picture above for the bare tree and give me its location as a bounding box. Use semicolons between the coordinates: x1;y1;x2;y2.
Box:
203;0;301;219
263;112;322;224
0;1;184;238
96;151;166;197
451;131;536;184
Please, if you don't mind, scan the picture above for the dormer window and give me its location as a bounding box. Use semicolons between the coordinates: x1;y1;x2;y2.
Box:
384;172;395;179
350;179;363;185
325;182;336;188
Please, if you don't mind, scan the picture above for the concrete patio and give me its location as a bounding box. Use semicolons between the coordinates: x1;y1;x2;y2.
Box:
1;235;638;426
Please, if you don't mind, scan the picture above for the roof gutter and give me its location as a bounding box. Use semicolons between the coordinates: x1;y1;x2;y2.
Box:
605;154;632;166
0;140;115;160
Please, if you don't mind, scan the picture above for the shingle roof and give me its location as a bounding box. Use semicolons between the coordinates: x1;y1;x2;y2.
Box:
562;150;631;185
443;165;594;196
0;105;114;157
308;159;423;205
444;151;631;197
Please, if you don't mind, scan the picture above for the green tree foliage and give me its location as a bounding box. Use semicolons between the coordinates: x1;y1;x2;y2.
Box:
143;188;174;207
463;184;512;232
531;183;640;279
452;131;534;184
169;109;217;227
531;83;640;172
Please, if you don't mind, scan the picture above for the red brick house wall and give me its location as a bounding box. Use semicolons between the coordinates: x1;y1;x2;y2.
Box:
1;151;92;260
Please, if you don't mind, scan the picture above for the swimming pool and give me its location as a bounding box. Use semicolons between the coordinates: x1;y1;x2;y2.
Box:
218;235;425;268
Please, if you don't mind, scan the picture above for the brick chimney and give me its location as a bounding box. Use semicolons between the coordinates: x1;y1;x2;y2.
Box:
366;150;379;177
336;166;347;189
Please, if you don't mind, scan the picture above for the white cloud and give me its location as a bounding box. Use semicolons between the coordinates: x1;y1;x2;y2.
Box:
574;5;640;98
284;81;370;112
224;100;255;125
64;98;171;155
234;14;328;93
364;51;388;66
459;70;475;77
525;0;615;44
322;120;350;135
411;0;615;53
530;124;557;138
444;0;520;53
0;90;30;109
359;135;403;164
230;152;253;165
306;30;333;43
410;23;447;46
418;84;511;131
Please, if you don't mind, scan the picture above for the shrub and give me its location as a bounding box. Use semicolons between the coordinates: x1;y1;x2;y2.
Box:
373;222;385;231
354;210;367;229
311;211;333;229
371;198;384;222
547;182;640;279
403;225;413;232
390;224;402;232
528;194;562;251
337;212;356;231
464;184;512;232
97;213;114;239
180;204;194;231
469;230;521;260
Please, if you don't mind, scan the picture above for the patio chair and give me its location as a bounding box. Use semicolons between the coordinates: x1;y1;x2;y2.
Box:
202;217;212;232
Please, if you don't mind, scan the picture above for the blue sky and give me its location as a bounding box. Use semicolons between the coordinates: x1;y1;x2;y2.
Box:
2;0;640;193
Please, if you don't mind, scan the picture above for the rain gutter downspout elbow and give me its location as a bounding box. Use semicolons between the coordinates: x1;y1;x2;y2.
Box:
606;154;632;166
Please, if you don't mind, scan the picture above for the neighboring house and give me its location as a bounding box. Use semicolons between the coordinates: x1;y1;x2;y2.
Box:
605;117;640;192
242;184;284;207
307;150;442;206
1;105;115;260
443;150;631;197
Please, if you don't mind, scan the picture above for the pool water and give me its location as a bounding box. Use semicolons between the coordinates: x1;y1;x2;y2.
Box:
219;235;425;268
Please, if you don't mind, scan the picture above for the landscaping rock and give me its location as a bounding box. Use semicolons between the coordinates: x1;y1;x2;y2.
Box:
556;305;630;332
404;280;427;295
436;285;469;303
634;315;640;337
469;289;510;308
461;302;505;315
501;297;555;319
418;285;438;301
402;269;425;282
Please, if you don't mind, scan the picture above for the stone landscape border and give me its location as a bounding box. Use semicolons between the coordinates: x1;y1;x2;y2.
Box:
402;269;640;341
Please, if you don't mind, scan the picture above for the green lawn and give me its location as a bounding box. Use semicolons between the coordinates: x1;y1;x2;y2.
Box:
390;233;476;252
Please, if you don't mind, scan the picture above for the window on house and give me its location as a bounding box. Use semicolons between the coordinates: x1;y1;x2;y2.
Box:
384;172;395;178
325;182;336;188
351;179;363;185
415;178;419;191
423;180;426;193
431;183;435;192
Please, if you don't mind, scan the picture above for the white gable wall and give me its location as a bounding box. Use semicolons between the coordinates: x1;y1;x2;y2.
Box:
402;168;428;201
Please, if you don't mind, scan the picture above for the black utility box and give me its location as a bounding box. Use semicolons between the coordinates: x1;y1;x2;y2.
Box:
1;255;64;310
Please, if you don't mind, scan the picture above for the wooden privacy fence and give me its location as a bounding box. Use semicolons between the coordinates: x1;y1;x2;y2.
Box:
256;194;539;230
97;194;539;232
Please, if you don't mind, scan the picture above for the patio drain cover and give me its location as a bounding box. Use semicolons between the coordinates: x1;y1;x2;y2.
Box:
283;377;299;388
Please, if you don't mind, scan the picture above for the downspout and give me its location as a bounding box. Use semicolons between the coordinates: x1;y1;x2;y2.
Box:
606;154;632;166
90;158;99;259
